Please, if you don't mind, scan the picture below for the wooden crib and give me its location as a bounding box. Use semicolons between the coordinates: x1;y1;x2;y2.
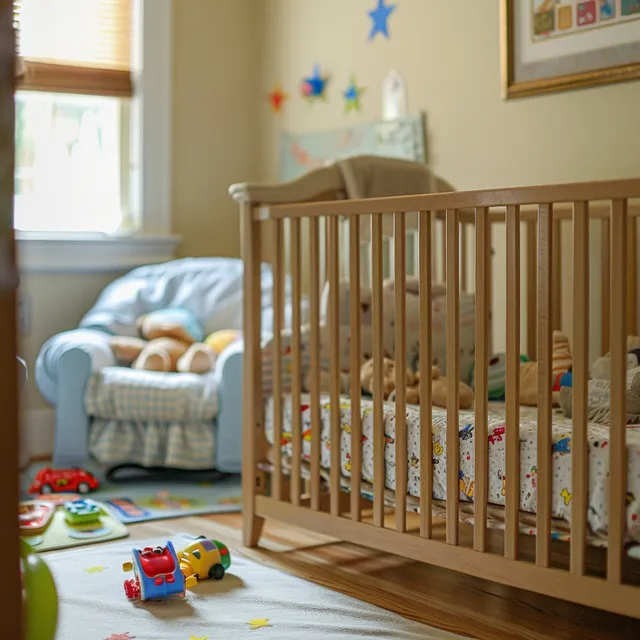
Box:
230;166;640;619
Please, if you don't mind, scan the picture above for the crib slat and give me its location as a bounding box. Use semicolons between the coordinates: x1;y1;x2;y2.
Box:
601;218;611;355
537;204;553;567
571;201;589;575
609;198;628;584
328;216;341;516
474;207;490;552
349;217;363;522
446;209;460;546
372;213;385;527
505;204;521;560
290;218;302;507
526;220;538;360
460;222;468;292
309;217;322;511
272;219;284;501
552;218;562;330
419;211;433;539
394;213;407;532
628;217;638;335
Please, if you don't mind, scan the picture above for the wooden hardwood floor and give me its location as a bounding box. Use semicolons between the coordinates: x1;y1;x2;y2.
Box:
112;511;640;640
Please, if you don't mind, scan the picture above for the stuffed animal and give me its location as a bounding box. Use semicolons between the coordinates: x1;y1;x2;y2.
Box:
359;357;474;409
109;308;217;374
471;331;572;406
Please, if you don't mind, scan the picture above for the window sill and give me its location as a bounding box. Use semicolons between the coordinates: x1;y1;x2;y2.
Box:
16;232;182;273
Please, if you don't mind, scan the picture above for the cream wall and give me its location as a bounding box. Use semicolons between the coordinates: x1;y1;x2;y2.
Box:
171;0;260;258
257;0;640;355
257;1;640;185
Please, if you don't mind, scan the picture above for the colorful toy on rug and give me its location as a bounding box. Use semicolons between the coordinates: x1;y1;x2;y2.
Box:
19;498;129;552
21;538;58;640
471;331;572;406
28;466;100;495
360;357;474;409
122;537;231;602
559;336;640;424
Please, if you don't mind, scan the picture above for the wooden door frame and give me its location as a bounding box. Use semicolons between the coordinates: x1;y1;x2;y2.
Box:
0;0;22;636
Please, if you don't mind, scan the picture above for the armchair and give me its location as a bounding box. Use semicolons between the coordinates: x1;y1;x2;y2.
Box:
35;257;276;471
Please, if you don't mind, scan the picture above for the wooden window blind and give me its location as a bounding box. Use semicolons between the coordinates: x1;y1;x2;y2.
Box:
14;0;133;97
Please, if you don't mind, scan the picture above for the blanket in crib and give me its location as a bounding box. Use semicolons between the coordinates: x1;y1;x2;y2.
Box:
264;394;640;546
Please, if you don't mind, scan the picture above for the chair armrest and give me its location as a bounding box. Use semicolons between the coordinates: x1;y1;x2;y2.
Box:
212;341;244;473
35;329;116;468
35;329;116;403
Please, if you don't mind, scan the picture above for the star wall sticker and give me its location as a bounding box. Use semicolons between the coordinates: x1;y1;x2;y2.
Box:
368;0;396;40
189;636;210;640
343;75;365;112
267;84;288;113
300;64;330;102
248;618;271;630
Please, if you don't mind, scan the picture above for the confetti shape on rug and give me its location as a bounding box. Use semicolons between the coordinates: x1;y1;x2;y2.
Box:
368;0;396;40
104;633;135;640
248;618;271;630
189;636;210;640
85;565;106;574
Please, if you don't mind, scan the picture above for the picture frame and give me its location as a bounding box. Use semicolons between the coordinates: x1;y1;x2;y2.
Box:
500;0;640;99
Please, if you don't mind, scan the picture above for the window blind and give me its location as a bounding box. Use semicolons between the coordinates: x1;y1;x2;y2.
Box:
14;0;133;97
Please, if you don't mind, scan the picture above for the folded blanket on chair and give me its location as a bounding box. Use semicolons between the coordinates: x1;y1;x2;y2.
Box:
335;155;454;199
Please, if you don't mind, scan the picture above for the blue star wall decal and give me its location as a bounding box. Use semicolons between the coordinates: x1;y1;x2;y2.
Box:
300;64;330;101
368;0;396;41
343;75;365;113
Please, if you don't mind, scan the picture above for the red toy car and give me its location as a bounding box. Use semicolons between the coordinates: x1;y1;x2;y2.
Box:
28;467;100;495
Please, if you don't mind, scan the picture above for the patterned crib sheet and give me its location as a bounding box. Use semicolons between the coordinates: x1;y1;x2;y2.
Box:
264;395;640;545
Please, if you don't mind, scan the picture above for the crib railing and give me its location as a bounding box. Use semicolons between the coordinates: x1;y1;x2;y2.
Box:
242;179;640;618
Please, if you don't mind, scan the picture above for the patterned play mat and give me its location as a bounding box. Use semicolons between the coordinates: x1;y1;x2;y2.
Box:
21;463;242;524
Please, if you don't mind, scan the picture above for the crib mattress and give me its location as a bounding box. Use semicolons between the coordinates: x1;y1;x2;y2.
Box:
264;394;640;545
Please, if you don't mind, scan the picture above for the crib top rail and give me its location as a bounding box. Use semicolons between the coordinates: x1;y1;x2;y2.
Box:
256;178;640;221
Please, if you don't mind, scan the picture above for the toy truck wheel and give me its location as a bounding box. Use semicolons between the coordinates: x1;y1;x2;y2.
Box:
209;563;225;580
40;484;52;494
124;578;140;601
77;482;90;494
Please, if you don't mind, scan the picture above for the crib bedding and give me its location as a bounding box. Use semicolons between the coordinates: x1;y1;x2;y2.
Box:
264;394;640;546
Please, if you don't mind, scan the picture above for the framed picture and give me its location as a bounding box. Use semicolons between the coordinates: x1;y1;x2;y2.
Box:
501;0;640;98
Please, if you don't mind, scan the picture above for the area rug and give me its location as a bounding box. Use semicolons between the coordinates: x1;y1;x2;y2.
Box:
21;463;242;523
46;534;471;640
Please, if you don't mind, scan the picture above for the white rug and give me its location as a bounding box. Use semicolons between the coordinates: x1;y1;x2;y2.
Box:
46;534;470;639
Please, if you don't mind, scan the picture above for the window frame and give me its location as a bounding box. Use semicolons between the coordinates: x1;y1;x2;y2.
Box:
16;0;180;273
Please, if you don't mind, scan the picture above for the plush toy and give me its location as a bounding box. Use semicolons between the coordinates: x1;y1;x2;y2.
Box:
110;308;217;374
471;331;572;406
359;357;474;409
204;329;242;356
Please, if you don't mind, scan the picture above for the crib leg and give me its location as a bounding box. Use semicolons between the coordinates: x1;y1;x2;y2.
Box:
243;515;265;548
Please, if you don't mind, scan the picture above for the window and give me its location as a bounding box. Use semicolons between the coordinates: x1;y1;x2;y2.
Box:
13;0;178;272
14;0;133;234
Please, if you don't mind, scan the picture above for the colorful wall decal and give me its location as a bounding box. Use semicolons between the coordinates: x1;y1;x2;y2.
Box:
300;64;330;101
368;0;396;40
343;75;365;112
267;84;288;113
